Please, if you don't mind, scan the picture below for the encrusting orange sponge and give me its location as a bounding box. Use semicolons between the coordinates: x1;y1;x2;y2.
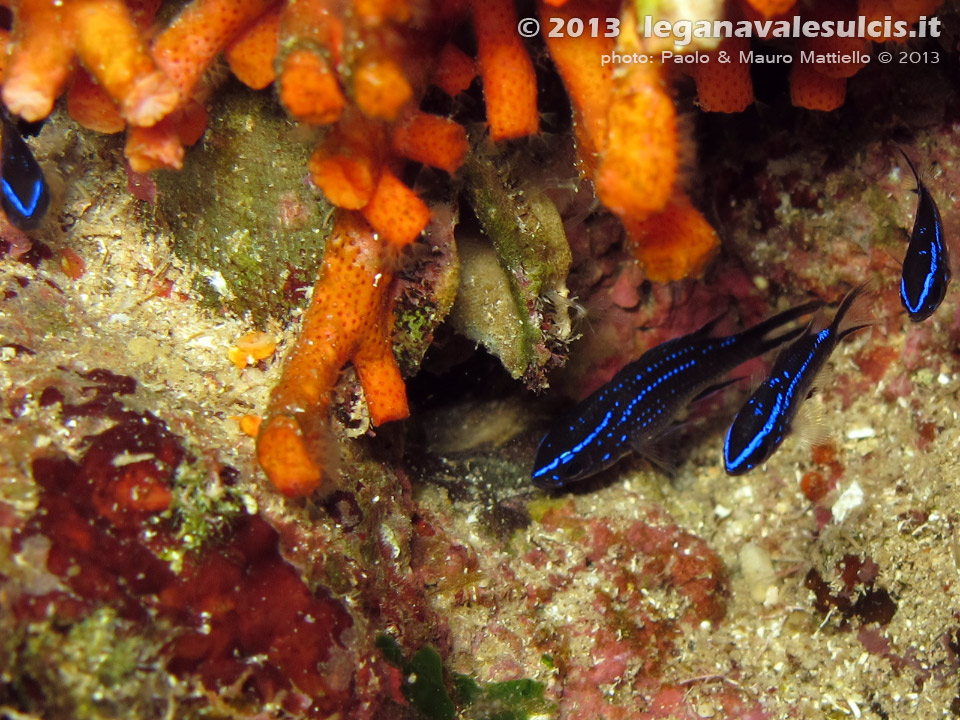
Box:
257;210;409;497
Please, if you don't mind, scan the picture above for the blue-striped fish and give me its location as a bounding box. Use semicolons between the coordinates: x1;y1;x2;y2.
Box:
899;149;949;322
723;286;870;475
1;112;49;230
532;300;822;489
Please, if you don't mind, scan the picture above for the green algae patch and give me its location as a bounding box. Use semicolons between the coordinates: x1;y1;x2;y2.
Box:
4;606;177;720
157;81;333;323
407;646;457;720
376;636;553;720
456;675;553;720
526;496;573;523
156;453;253;572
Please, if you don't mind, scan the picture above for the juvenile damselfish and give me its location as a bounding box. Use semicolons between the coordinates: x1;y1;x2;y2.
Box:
532;300;822;489
898;149;949;322
723;286;870;476
0;112;49;230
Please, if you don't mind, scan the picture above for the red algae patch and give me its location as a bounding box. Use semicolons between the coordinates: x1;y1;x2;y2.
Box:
10;376;366;717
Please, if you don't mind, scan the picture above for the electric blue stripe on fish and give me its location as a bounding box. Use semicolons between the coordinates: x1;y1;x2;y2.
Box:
723;287;869;475
898;148;950;322
0;112;50;230
531;300;821;489
899;213;943;315
724;328;829;473
1;176;43;217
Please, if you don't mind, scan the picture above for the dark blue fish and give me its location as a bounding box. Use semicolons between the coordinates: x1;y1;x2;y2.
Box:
532;300;822;489
0;112;49;230
899;149;949;322
723;286;870;476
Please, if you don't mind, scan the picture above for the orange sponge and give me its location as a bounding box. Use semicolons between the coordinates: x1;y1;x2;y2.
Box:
595;61;676;222
623;193;719;283
694;38;754;112
258;210;409;497
361;171;431;249
391;110;469;174
279;49;345;125
471;0;539;141
225;5;281;90
538;0;617;167
790;62;846;110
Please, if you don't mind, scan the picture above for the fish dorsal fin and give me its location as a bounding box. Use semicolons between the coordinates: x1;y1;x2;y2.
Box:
693;310;729;338
897;146;923;194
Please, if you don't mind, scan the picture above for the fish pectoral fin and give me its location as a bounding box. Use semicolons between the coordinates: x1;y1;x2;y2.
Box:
792;398;832;447
811;363;835;393
630;429;680;477
638;441;678;478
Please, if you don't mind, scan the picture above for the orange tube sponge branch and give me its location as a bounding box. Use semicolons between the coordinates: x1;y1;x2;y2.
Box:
71;0;180;126
623;193;719;283
431;43;477;97
2;0;76;121
471;0;539;141
353;53;413;122
693;37;754;113
258;210;409;497
151;0;280;99
391;110;468;174
538;0;618;168
595;61;677;222
278;48;345;125
361;170;431;249
309;118;383;209
67;68;127;133
789;62;846;110
225;5;282;90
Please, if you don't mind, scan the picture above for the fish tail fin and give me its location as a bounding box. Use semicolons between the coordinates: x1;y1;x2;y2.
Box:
745;299;823;355
833;282;874;339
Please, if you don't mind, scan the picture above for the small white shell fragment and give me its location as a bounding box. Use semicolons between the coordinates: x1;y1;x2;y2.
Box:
845;427;876;440
831;481;864;523
740;542;777;604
